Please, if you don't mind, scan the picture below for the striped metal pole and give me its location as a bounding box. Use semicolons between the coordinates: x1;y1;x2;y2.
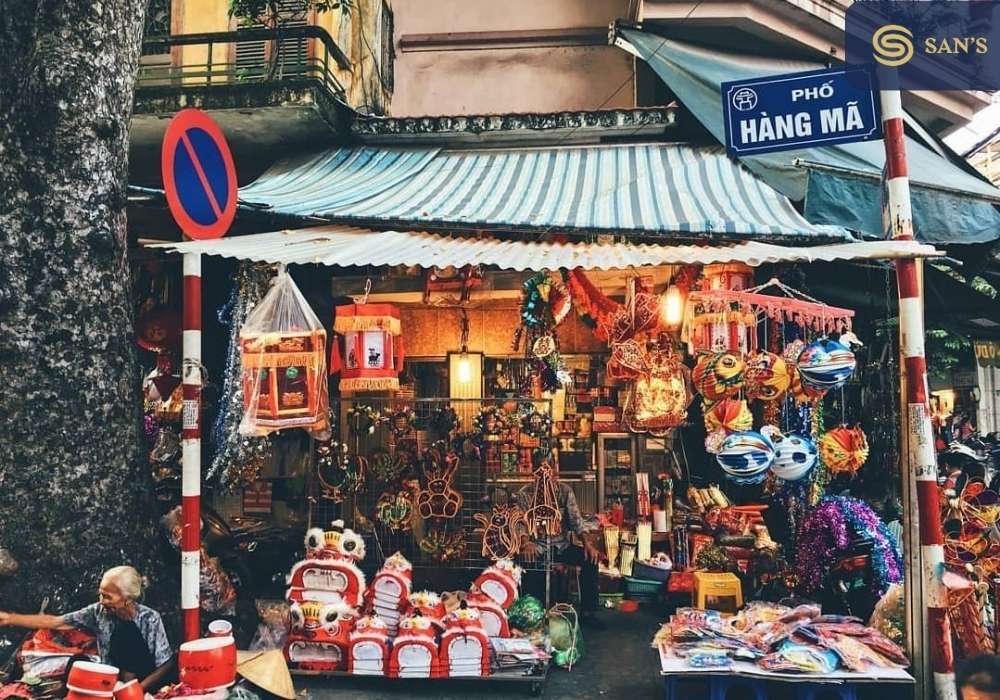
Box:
879;89;955;700
181;252;203;641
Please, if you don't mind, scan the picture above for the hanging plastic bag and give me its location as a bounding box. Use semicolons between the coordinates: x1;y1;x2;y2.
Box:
239;267;328;436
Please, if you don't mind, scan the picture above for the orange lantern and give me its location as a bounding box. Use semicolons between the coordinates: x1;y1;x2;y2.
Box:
330;303;404;392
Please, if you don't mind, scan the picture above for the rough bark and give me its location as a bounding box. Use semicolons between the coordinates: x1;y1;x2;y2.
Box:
0;0;159;622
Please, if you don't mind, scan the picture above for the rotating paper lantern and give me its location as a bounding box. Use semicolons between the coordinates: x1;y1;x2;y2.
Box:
716;431;774;485
796;339;856;392
819;426;870;475
771;433;818;482
704;399;753;434
330;303;404;392
693;351;745;403
744;351;791;401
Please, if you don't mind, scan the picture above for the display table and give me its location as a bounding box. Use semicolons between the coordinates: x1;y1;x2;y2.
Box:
291;662;549;696
658;647;914;699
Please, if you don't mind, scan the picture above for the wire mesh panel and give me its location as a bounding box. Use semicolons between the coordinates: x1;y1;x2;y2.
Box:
309;398;553;587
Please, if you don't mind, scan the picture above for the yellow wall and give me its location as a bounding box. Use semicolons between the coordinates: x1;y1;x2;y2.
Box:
169;0;389;112
177;0;232;84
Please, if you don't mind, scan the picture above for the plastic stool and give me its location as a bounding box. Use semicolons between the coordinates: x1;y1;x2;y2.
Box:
792;683;858;700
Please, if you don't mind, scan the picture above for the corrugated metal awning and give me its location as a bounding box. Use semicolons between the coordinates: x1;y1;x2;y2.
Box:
146;226;941;269
236;144;852;242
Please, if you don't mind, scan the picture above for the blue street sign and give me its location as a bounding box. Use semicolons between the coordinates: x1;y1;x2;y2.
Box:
721;66;882;156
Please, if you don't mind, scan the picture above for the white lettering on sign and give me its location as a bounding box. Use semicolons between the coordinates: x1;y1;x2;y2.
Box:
790;81;834;102
738;101;866;145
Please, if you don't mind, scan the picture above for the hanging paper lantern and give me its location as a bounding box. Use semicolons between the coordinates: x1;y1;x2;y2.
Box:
771;433;818;482
783;339;806;365
705;428;728;455
330;303;404;392
704;399;753;434
819;426;870;475
788;365;826;405
693;351;745;403
716;431;774;485
797;339;856;392
744;351;791;401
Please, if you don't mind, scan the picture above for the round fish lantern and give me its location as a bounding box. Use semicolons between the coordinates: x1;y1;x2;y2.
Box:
704;398;753;434
693;351;745;403
330;303;404;392
796;339;856;392
744;351;791;401
716;431;774;485
771;433;818;482
819;426;870;475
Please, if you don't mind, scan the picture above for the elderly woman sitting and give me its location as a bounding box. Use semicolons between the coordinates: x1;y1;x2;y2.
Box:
0;566;174;690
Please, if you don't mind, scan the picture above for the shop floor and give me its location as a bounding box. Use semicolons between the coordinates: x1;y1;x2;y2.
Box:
297;604;665;699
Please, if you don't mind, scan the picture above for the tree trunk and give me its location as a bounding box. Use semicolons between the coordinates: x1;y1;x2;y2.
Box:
0;0;159;622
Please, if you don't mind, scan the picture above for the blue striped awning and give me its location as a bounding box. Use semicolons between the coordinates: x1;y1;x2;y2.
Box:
238;144;851;241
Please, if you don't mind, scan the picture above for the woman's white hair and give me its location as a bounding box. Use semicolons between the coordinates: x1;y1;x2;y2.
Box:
101;566;146;602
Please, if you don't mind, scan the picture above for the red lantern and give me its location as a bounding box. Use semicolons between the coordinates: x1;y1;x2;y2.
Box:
330;304;404;392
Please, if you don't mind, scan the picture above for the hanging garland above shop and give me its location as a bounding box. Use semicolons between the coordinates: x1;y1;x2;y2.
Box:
512;273;572;393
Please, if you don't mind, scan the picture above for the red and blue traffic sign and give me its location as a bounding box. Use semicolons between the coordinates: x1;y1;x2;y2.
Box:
161;109;237;240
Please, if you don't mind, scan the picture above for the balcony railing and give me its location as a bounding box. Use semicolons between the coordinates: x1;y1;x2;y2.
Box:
139;25;351;97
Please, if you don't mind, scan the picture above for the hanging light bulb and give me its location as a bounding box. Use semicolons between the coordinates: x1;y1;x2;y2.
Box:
660;284;685;329
457;351;472;383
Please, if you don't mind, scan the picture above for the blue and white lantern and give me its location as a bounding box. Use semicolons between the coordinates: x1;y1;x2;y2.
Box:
771;433;818;482
796;339;856;392
716;431;774;485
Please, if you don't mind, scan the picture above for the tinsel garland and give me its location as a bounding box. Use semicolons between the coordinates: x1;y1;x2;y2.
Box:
795;496;902;597
209;263;275;489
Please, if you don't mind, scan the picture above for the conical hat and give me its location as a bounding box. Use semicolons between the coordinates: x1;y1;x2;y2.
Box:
236;650;295;700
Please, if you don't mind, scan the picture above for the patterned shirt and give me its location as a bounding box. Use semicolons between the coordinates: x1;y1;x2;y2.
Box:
516;481;586;552
61;603;172;667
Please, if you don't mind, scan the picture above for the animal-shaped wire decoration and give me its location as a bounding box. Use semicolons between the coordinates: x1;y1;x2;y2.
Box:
415;445;463;520
473;504;529;560
524;460;562;538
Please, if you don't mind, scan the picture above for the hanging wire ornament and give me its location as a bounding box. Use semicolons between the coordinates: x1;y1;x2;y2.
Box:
209;262;275;488
347;404;385;435
317;441;364;503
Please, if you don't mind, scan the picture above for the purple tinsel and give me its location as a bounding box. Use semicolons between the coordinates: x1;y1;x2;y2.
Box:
143;413;161;443
795;496;902;597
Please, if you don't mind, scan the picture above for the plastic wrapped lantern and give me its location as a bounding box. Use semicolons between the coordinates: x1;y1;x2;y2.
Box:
716;431;775;485
239;270;329;435
819;426;870;475
771;433;818;482
797;338;856;392
330;303;404;392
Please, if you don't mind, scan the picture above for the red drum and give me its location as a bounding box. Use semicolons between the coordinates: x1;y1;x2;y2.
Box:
113;679;144;700
67;661;119;696
178;636;237;691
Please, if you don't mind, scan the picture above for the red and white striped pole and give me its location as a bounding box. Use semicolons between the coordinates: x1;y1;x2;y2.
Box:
880;89;955;700
181;252;203;641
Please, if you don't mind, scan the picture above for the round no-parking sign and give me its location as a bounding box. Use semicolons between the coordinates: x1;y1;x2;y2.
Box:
161;109;237;240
